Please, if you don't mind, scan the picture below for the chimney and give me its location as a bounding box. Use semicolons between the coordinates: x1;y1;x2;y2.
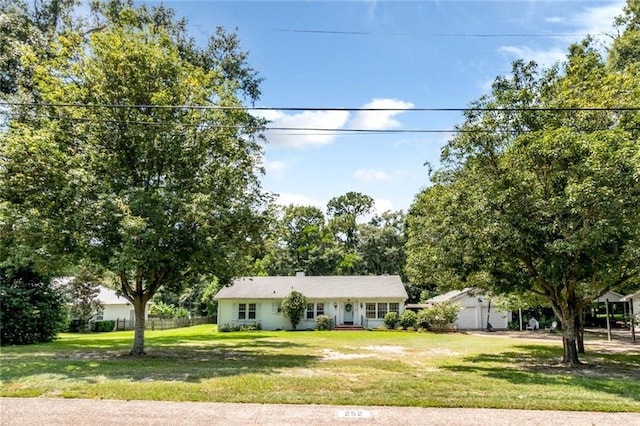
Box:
295;271;305;277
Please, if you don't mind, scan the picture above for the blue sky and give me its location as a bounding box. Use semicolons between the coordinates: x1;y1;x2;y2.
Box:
156;0;625;215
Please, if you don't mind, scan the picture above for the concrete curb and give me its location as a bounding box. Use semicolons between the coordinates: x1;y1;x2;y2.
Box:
2;398;639;426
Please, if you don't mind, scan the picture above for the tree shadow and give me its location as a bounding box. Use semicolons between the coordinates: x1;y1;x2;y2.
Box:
441;344;640;403
0;333;317;385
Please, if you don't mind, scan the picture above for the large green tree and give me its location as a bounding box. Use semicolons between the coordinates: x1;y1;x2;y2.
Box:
327;191;374;250
1;0;269;355
406;12;640;365
357;211;406;277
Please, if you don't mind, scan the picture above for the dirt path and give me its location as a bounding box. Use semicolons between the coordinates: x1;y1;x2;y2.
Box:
2;398;639;426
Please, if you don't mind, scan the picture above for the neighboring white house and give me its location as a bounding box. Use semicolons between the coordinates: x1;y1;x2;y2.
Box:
621;290;640;331
95;285;151;322
425;288;512;330
593;290;625;303
213;275;408;330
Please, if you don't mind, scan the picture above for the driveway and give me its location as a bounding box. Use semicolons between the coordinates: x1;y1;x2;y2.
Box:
2;398;639;426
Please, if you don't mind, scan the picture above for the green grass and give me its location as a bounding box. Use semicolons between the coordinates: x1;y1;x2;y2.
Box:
1;326;639;411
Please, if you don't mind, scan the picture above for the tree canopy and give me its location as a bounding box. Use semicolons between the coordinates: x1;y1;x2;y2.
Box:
405;3;640;365
253;192;406;278
1;0;270;355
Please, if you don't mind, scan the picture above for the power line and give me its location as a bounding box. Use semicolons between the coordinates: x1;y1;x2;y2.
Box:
1;111;630;135
2;101;639;112
274;29;592;38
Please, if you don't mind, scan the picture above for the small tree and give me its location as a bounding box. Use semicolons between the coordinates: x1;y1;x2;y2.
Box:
68;268;104;331
0;265;67;345
281;290;307;330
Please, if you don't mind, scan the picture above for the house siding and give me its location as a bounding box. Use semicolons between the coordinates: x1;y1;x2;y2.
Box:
217;297;406;330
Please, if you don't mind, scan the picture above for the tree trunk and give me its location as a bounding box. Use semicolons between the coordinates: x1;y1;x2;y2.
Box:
576;311;585;354
131;297;147;356
561;311;581;365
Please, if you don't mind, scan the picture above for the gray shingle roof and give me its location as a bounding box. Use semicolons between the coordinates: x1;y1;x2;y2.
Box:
214;275;407;300
425;288;472;303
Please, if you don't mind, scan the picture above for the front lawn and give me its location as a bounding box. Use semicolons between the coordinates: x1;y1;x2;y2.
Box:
1;326;638;411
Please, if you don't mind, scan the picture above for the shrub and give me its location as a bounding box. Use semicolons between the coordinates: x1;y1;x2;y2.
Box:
316;314;332;330
384;311;399;329
399;310;417;329
91;320;115;332
420;302;461;331
416;309;430;329
175;307;190;318
218;322;261;332
0;266;67;345
149;301;176;318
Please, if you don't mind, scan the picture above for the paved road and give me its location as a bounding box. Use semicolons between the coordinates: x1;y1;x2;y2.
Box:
1;398;639;426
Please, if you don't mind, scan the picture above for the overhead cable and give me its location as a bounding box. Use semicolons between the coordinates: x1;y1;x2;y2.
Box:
2;101;639;112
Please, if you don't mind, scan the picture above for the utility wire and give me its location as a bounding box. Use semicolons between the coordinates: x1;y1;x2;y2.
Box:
2;101;639;112
274;29;592;38
2;111;630;135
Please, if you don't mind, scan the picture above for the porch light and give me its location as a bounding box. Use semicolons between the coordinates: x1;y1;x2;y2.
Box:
360;303;363;309
334;302;338;309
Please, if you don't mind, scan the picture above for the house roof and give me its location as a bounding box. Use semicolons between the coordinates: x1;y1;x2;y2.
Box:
214;275;407;300
594;290;625;302
425;288;473;303
621;290;640;302
98;285;131;305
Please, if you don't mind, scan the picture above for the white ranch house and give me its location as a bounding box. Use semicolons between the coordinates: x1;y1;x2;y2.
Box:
425;288;512;330
214;275;408;330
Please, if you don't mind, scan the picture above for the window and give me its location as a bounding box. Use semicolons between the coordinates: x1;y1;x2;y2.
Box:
366;303;376;319
272;302;282;314
305;303;325;319
377;303;388;319
238;303;246;319
389;303;399;313
306;303;315;319
96;310;104;321
248;303;256;319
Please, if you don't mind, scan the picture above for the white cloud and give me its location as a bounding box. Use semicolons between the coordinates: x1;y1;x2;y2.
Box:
263;159;288;179
498;45;567;69
374;198;394;214
275;193;325;209
259;109;350;148
347;98;414;130
570;1;624;39
545;16;564;24
353;169;393;182
498;1;624;69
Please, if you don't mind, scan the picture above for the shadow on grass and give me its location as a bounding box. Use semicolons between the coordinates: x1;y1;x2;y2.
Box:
442;344;640;404
0;332;317;385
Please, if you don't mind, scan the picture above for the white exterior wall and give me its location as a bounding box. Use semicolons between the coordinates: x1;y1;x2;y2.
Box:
631;298;640;331
217;298;406;330
452;297;511;330
102;304;133;322
101;303;150;322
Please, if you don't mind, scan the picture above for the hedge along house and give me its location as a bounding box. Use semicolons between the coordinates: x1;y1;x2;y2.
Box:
425;288;512;330
213;275;408;330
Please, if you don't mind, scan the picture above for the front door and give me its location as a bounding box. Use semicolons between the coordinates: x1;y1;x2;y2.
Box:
344;303;354;324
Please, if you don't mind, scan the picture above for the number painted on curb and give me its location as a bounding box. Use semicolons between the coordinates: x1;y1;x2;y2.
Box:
337;410;371;418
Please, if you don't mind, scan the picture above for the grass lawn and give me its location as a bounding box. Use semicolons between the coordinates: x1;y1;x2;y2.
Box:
1;326;639;412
